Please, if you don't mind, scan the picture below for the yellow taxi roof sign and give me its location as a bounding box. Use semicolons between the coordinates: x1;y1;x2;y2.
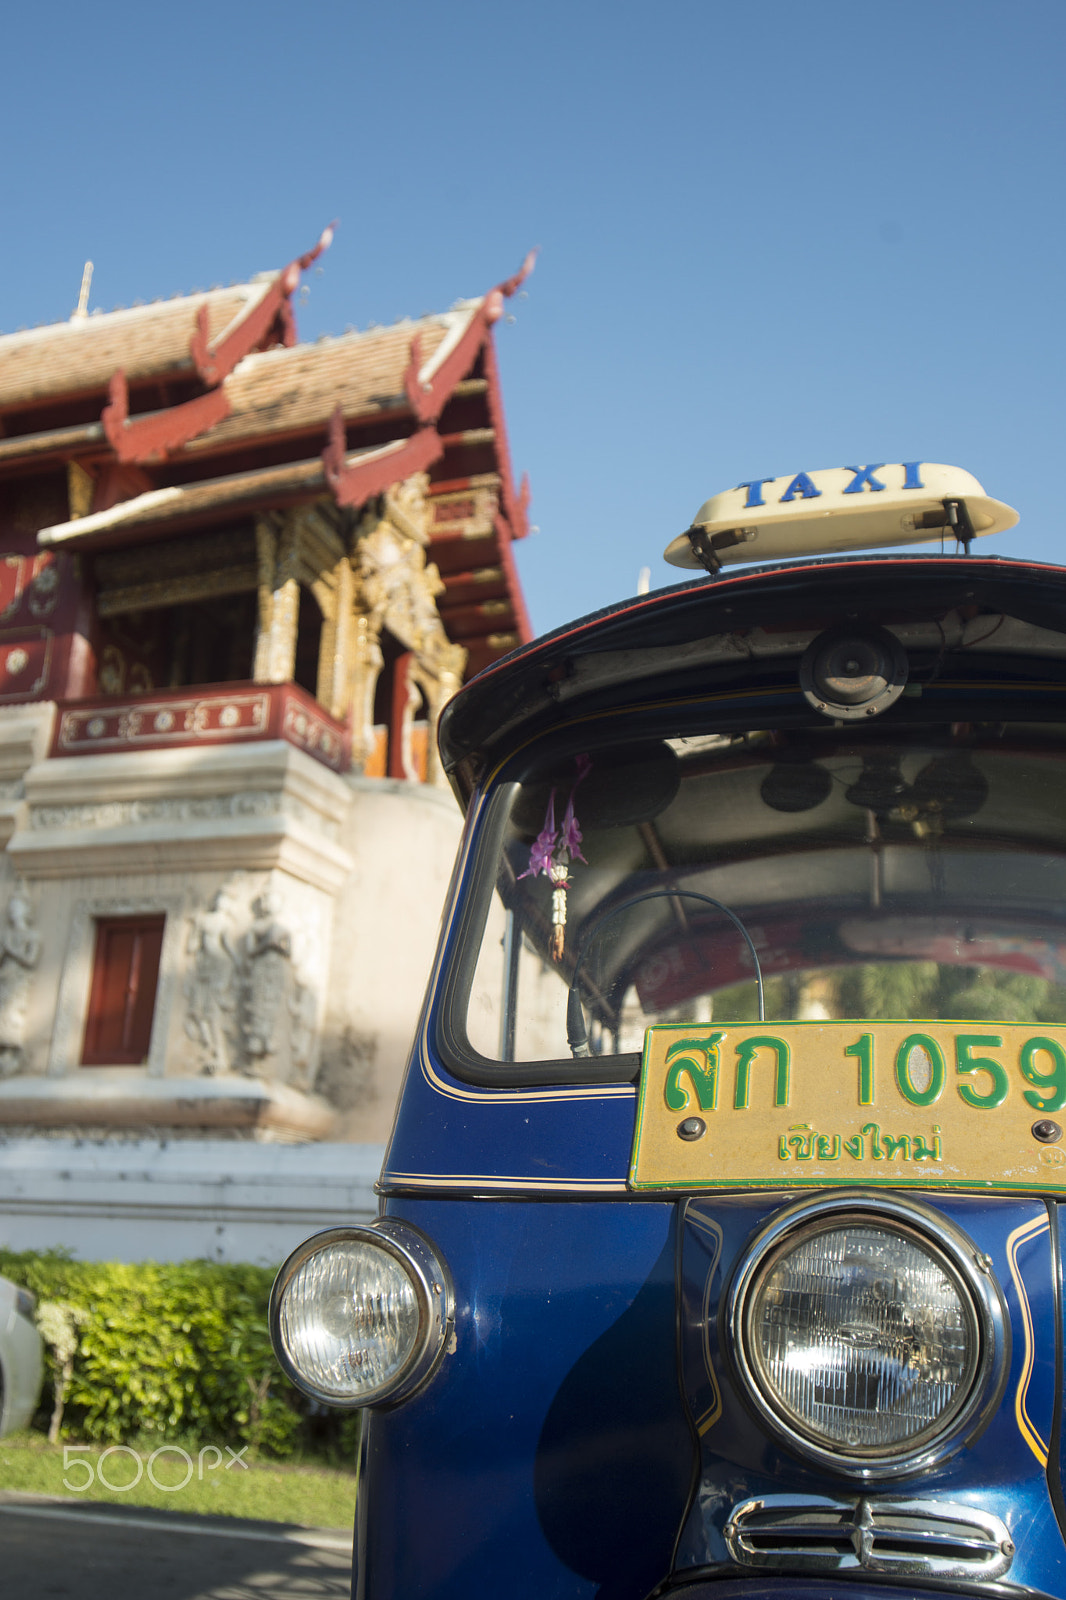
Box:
664;462;1019;571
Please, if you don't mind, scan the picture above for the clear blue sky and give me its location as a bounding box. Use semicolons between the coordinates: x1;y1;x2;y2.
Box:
2;0;1062;633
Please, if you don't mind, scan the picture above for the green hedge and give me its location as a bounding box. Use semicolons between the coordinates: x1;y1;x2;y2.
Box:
0;1250;358;1460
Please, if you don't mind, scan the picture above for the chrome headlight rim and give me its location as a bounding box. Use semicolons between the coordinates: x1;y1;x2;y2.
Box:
269;1221;453;1410
726;1191;1008;1481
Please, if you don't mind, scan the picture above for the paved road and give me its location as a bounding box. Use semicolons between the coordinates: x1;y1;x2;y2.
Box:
0;1494;353;1599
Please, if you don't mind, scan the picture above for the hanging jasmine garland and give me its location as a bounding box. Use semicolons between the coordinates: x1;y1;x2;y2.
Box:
519;755;592;960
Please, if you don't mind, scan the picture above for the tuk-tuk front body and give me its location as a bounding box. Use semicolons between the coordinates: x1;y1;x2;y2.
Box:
276;519;1066;1597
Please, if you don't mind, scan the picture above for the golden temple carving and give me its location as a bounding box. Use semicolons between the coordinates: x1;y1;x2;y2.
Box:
346;475;465;785
242;478;462;782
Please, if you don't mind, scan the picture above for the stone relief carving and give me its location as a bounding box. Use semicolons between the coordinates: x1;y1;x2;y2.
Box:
242;888;292;1063
0;885;40;1077
289;982;317;1092
183;876;322;1090
241;888;316;1088
28;791;339;840
183;884;241;1075
314;1024;377;1111
31;795;276;831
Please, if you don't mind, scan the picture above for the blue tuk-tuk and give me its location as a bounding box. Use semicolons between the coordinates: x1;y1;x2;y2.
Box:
272;462;1066;1599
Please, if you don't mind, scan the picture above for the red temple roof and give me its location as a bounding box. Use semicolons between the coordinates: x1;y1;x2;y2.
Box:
183;313;457;455
0;280;279;410
0;232;533;676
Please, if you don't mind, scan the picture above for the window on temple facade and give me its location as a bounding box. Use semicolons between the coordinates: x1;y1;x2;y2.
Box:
293;586;324;700
81;915;166;1066
95;593;258;694
166;594;257;688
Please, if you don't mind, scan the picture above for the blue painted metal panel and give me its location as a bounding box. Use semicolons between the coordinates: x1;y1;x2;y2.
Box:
356;1197;692;1600
676;1193;1066;1594
384;1041;637;1194
351;1191;1066;1598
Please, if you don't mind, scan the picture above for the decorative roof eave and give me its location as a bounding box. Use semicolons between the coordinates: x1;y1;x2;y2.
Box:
480;328;531;543
157;327;480;467
322;409;443;506
403;253;536;650
492;512;533;644
36;431;435;551
97;225;336;466
37;460;325;549
190;223;335;386
402;250;536;425
0;286;257;414
102;372;232;463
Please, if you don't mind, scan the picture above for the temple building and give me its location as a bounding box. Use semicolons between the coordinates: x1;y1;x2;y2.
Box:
0;229;533;1147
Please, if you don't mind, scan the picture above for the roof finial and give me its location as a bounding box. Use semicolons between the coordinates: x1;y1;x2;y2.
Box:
71;261;93;322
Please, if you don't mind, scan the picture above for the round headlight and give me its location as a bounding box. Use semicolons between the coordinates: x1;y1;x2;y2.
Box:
269;1222;452;1408
728;1194;1007;1478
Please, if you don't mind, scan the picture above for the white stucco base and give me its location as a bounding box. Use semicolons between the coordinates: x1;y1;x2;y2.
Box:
0;720;464;1142
0;1138;383;1265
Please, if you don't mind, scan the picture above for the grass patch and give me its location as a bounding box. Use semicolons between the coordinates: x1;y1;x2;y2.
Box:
0;1432;357;1530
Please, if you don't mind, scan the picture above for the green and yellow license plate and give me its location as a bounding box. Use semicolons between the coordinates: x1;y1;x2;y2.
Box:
629;1020;1066;1193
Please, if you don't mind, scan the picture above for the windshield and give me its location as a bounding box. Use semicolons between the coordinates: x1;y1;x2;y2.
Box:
451;713;1066;1082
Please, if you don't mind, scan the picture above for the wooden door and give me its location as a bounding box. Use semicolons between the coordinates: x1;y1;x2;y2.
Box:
81;915;165;1066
